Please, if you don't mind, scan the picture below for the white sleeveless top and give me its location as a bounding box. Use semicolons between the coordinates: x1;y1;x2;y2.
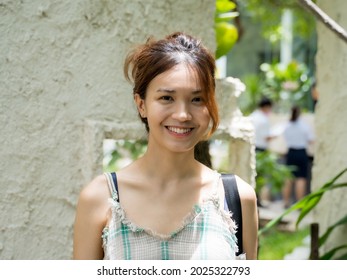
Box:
101;172;243;260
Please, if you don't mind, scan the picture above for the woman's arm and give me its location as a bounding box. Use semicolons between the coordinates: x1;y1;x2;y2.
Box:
73;175;110;260
236;176;259;260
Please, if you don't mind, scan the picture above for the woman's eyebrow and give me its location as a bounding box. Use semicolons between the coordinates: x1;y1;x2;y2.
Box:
157;88;175;93
192;89;202;94
156;88;202;94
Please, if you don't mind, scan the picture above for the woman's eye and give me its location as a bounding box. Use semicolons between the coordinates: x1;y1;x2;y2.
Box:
192;97;204;104
160;96;173;101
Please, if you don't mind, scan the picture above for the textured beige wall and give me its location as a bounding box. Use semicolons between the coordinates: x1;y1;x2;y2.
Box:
1;0;254;260
0;0;218;259
313;0;347;257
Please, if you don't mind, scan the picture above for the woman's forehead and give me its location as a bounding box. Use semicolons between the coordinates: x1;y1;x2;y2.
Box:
150;64;202;89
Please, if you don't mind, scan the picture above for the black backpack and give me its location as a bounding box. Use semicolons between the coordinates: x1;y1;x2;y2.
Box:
221;173;243;256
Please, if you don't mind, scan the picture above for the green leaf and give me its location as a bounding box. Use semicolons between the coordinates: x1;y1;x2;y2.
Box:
294;173;347;226
320;244;347;260
336;252;347;260
258;202;302;235
216;0;236;13
258;168;347;236
295;195;322;226
215;22;238;59
319;214;347;247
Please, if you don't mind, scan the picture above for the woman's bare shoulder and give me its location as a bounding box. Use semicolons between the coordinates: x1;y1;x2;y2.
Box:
77;174;110;207
234;175;257;202
73;174;110;259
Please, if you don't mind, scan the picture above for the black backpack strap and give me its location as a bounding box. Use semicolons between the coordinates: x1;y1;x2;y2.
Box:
221;173;243;256
104;172;120;202
110;172;118;191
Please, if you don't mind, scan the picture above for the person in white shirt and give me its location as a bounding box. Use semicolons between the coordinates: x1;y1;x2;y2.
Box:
282;106;314;208
250;97;275;207
250;98;274;152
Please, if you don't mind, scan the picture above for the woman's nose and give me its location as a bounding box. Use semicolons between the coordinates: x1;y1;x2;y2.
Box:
172;103;192;121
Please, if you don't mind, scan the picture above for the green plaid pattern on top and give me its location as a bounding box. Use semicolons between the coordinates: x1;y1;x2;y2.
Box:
102;172;240;260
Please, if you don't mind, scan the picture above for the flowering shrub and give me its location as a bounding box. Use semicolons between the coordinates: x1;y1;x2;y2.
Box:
240;60;313;115
259;61;312;108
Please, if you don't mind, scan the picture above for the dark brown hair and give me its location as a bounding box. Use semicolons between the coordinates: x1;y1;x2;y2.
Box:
290;105;301;122
124;32;219;137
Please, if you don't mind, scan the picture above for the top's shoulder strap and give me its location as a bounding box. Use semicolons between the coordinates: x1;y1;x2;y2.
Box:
221;173;243;255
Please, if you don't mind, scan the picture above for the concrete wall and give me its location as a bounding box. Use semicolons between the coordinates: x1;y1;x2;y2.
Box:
214;77;255;187
0;0;217;260
0;0;254;259
313;0;347;258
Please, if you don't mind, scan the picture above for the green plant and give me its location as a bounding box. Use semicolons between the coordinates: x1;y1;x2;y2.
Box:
215;0;239;59
258;226;310;260
241;0;316;43
104;139;147;172
240;60;313;114
238;74;264;115
255;151;294;196
259;167;347;259
260;61;312;108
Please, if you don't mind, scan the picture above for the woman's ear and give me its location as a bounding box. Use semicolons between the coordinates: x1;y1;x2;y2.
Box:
134;93;146;118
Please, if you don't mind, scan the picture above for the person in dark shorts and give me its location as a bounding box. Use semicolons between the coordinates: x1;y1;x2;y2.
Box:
282;106;314;208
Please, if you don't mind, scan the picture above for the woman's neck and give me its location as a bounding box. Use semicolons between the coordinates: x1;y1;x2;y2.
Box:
138;146;202;182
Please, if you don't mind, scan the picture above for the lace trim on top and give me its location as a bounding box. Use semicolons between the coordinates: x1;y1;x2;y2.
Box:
102;172;237;242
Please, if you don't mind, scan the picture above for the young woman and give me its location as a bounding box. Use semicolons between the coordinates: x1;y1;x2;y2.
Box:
282;106;314;208
73;32;258;260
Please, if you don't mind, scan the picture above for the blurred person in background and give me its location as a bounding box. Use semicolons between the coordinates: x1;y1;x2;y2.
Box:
250;97;275;152
282;105;314;208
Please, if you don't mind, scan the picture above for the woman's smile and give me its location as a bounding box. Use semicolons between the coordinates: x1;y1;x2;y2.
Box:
166;126;194;137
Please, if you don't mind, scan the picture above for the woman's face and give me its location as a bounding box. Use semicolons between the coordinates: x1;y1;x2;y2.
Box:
135;63;211;154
